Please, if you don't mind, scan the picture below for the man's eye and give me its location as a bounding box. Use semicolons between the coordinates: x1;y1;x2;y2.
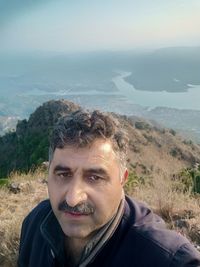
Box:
88;175;102;182
57;172;72;179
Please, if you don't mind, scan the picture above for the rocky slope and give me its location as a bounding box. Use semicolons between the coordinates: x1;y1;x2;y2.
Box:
0;99;200;178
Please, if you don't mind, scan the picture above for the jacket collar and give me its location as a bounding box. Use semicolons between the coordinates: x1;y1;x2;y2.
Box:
40;209;66;264
79;196;125;267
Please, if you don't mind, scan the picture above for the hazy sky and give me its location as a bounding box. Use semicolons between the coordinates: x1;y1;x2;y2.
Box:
1;0;200;52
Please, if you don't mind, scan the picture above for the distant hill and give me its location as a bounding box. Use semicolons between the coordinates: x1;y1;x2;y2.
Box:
125;46;200;92
141;106;200;144
0;99;200;178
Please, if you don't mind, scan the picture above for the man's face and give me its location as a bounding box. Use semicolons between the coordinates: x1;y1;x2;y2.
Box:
48;139;127;241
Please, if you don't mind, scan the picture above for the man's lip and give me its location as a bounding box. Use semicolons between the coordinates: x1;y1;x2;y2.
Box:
63;211;89;217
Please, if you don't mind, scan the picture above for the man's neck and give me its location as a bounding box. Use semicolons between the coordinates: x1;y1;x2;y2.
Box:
64;237;88;267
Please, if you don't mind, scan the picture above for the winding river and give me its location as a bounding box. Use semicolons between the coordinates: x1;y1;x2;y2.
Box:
112;71;200;110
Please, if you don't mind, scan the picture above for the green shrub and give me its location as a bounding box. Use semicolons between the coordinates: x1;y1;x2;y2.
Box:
169;129;176;136
0;178;9;187
178;168;200;194
125;171;140;193
193;174;200;194
135;121;151;130
170;148;178;157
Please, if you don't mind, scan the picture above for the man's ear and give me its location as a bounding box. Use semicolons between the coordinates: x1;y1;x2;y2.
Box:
121;169;129;186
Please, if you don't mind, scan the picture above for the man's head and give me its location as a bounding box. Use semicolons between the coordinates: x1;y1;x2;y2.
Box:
48;109;129;241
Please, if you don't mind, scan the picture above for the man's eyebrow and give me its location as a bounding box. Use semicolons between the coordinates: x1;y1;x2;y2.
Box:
53;165;71;172
84;168;109;176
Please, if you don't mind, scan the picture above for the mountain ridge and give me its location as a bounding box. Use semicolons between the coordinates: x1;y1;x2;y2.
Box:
0;99;200;179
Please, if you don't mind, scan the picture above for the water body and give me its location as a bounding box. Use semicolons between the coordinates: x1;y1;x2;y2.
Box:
19;87;116;96
19;71;200;111
112;71;200;111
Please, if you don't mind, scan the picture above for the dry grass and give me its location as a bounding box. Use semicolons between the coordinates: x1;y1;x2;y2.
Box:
0;169;48;267
0;169;200;266
131;174;200;247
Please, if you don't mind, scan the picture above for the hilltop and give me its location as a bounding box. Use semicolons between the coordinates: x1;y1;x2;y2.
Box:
0;99;200;179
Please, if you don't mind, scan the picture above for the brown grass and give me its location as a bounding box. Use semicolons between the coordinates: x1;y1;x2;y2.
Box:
0;169;200;266
0;169;48;267
131;174;200;247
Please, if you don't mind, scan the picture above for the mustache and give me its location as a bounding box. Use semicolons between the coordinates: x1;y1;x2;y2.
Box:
58;201;94;215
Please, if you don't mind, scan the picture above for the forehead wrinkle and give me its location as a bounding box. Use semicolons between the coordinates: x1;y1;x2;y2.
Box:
51;140;119;170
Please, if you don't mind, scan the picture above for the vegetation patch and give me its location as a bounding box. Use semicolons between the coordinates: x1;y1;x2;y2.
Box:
176;166;200;194
0;179;9;187
135;121;151;130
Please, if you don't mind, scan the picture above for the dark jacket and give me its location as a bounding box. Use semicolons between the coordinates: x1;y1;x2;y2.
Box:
18;196;200;267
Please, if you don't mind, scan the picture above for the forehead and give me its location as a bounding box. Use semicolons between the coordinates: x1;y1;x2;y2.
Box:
50;139;118;168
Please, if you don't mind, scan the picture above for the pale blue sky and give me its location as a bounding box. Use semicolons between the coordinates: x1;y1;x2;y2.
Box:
1;0;200;52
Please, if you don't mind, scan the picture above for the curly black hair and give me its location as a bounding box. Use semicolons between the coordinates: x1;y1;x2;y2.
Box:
49;109;129;168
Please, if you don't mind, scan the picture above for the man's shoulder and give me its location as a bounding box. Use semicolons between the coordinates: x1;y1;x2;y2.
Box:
22;199;51;229
124;195;165;229
18;200;53;266
123;196;200;265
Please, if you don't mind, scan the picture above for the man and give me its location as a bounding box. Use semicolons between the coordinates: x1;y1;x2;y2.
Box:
18;109;200;267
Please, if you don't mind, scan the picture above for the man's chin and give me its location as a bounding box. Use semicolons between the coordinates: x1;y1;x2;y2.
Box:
62;227;92;239
59;220;93;239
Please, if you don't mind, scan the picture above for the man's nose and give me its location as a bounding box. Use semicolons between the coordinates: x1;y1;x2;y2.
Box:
65;179;87;207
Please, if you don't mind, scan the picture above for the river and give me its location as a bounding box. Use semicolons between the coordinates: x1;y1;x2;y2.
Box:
112;71;200;111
